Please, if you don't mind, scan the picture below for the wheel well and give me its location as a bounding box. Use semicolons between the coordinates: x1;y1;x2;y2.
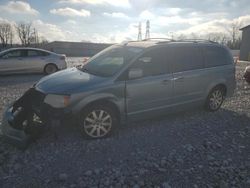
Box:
212;84;227;95
82;99;120;121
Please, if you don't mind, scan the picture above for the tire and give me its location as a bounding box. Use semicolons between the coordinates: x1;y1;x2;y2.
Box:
44;64;58;75
79;104;118;139
245;77;250;84
205;86;225;112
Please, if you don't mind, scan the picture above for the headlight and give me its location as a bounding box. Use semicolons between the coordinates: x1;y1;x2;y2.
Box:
245;66;250;73
44;94;70;108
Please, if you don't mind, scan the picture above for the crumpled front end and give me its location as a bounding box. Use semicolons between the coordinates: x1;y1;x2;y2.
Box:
1;88;47;149
244;66;250;84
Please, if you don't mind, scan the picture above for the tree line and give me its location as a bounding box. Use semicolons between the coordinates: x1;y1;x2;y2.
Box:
167;21;242;50
0;20;243;50
0;22;48;48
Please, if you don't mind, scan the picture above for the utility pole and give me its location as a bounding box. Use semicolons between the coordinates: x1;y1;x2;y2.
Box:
145;20;150;39
137;22;142;41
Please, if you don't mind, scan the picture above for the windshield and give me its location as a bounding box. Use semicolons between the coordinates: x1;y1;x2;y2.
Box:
82;45;143;77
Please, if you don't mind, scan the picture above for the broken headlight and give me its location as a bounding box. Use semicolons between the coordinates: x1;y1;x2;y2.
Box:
44;94;70;108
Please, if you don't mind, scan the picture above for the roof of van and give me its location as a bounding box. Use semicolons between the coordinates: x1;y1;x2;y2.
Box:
124;39;220;48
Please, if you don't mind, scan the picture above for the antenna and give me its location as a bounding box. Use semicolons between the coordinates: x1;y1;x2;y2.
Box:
137;22;142;41
145;20;150;39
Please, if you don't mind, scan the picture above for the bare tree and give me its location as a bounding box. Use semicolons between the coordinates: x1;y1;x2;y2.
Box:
0;22;14;48
39;36;48;44
30;28;40;46
176;34;187;40
15;22;33;46
226;21;242;49
207;33;228;44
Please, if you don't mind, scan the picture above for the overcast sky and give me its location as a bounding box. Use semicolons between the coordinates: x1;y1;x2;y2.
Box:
0;0;250;43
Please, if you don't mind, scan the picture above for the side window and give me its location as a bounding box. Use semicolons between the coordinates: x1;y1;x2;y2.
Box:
42;51;50;56
3;50;22;58
204;46;230;68
28;50;43;57
130;47;169;78
173;46;203;72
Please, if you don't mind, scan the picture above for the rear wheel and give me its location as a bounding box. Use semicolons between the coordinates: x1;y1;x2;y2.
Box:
79;105;117;139
44;64;58;75
205;87;225;111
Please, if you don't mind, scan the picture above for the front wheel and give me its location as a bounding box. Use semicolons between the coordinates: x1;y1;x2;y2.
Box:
79;105;117;139
205;87;225;111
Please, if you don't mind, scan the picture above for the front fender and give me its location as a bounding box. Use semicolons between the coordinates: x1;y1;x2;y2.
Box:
71;93;125;117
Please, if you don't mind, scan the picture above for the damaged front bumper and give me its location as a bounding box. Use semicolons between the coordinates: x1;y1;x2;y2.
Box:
1;106;32;149
1;88;72;149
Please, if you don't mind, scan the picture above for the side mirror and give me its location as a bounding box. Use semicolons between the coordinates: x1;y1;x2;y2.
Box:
128;68;143;79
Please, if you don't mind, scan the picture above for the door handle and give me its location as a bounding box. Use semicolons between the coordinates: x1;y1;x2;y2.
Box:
174;77;184;81
162;79;171;84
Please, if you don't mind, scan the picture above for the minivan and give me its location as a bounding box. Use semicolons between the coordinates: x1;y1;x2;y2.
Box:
1;39;236;147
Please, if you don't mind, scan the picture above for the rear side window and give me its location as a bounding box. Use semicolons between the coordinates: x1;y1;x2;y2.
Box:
173;46;204;72
131;47;171;77
172;46;203;72
28;50;49;57
203;46;230;68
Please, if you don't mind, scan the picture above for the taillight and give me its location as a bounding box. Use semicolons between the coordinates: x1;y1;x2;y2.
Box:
60;55;66;60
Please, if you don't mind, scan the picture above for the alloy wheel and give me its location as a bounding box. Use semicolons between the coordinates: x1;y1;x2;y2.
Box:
209;89;224;110
83;109;112;138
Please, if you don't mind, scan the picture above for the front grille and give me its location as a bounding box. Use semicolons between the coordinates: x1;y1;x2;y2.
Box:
29;88;46;108
10;88;47;130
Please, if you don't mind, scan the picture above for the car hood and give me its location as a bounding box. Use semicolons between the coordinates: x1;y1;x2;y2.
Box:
35;68;106;94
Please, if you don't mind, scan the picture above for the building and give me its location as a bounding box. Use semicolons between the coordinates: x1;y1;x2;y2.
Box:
44;41;113;57
240;25;250;61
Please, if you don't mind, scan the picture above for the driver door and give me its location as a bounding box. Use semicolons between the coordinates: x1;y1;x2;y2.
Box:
125;47;174;120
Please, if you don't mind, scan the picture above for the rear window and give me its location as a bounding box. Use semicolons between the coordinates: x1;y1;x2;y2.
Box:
173;46;204;72
203;46;231;68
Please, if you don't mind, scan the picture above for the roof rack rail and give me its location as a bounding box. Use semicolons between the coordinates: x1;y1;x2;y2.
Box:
121;40;139;46
142;38;175;41
121;38;218;45
175;39;218;43
141;38;218;44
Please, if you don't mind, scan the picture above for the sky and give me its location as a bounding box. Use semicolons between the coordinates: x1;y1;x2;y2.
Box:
0;0;250;43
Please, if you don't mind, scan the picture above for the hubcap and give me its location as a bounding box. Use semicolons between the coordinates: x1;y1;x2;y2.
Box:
209;90;223;110
46;65;56;74
83;110;112;138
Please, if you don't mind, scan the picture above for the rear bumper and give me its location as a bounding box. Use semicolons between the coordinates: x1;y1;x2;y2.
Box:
57;60;67;70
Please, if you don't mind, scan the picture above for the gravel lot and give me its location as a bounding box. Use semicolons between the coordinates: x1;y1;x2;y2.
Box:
0;60;249;188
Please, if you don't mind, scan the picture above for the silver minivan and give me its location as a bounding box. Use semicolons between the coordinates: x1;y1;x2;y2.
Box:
1;39;236;147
